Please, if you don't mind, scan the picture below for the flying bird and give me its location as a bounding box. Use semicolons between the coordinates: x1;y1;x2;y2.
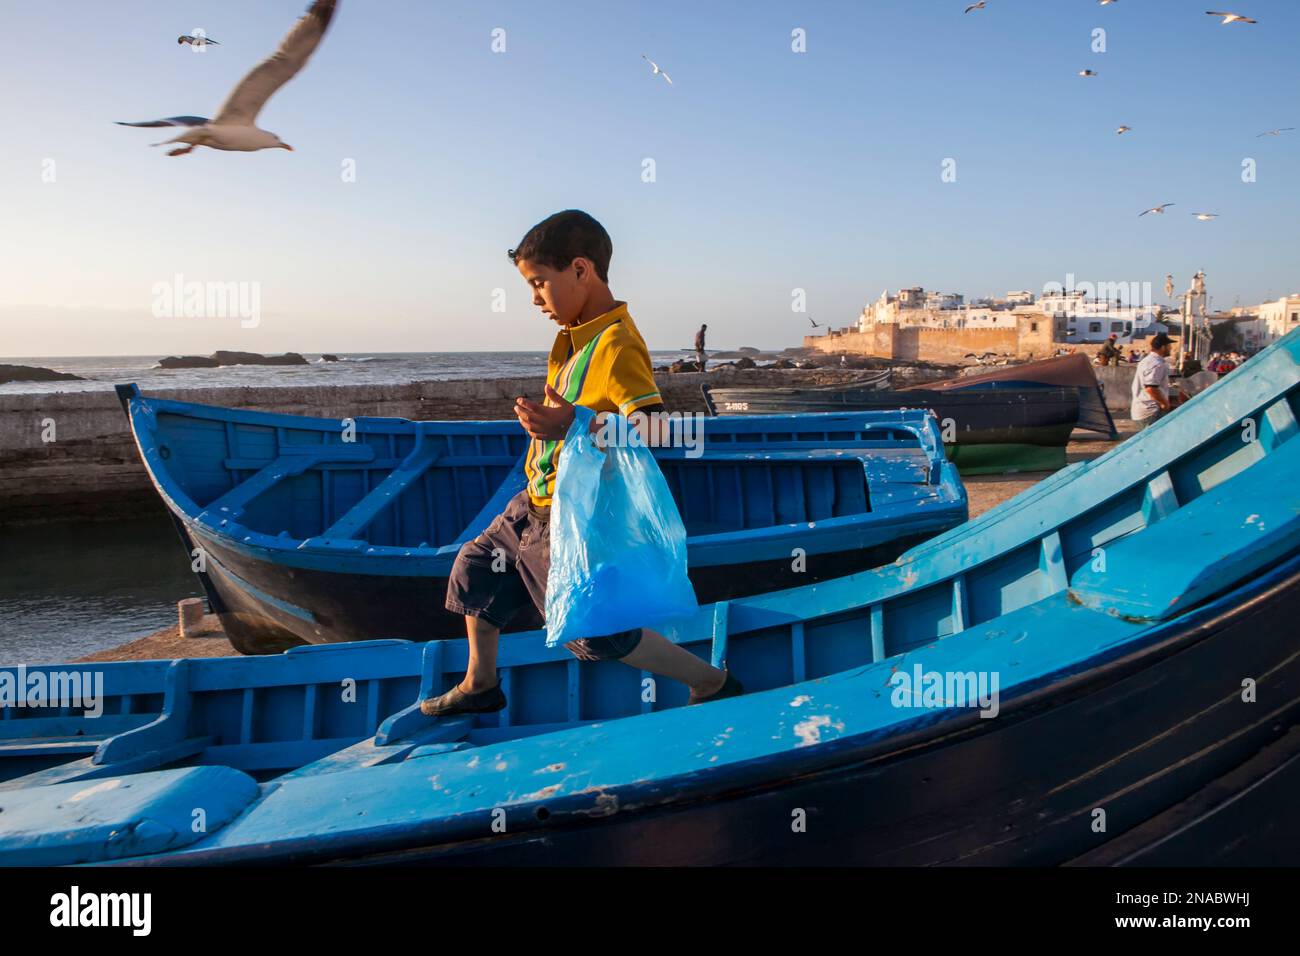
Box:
1191;212;1219;220
1139;203;1175;216
119;0;338;156
1257;127;1295;137
964;2;987;13
642;55;673;85
1116;125;1132;134
1205;11;1257;24
808;317;823;328
178;33;220;47
1078;69;1099;77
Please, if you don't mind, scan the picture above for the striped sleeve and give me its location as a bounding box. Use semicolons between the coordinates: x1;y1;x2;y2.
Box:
606;344;662;415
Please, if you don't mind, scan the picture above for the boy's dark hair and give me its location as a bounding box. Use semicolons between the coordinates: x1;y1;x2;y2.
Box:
508;210;612;283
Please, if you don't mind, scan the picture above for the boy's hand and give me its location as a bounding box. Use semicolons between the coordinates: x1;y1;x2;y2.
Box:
515;384;577;440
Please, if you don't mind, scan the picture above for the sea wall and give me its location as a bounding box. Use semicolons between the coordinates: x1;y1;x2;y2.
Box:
804;316;1056;363
0;368;881;525
1094;363;1138;412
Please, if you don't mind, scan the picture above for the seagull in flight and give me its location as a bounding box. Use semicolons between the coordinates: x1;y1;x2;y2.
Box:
642;55;673;85
178;32;220;48
1116;125;1132;134
1078;69;1099;77
1205;11;1257;24
808;317;823;328
1257;127;1295;137
964;2;987;13
1139;203;1175;216
1191;212;1219;220
118;0;338;156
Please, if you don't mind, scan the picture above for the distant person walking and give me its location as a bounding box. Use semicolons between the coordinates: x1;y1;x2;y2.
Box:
695;323;707;371
1130;332;1179;431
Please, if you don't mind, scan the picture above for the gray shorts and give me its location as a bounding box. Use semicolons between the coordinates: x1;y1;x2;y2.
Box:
1134;410;1166;431
445;489;643;661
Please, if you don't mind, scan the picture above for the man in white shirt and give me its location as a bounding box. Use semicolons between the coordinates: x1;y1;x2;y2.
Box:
1130;332;1178;430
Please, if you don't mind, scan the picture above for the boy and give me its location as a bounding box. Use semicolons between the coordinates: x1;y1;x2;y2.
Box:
421;210;743;716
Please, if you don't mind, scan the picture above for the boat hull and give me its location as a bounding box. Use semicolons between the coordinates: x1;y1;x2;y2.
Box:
910;354;1119;439
322;556;1300;866
703;387;1082;475
190;518;941;653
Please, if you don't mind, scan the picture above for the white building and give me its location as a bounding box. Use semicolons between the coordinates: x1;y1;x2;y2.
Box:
1259;294;1300;345
1036;291;1165;344
859;287;999;331
857;287;1040;332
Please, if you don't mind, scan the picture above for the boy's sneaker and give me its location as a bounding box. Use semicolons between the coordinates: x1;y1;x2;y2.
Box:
688;671;744;706
419;679;506;717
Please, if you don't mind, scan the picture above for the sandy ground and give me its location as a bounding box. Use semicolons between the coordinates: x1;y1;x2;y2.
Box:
76;418;1138;663
74;613;238;663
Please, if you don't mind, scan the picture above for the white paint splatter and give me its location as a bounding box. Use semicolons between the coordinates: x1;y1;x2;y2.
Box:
793;714;844;747
790;695;813;707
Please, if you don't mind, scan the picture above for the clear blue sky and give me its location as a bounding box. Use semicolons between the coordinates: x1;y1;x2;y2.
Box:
1;0;1296;357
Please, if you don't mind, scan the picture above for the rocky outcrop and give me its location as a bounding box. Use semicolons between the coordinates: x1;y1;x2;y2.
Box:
156;351;309;369
157;355;219;369
211;351;309;366
0;365;84;385
320;354;341;362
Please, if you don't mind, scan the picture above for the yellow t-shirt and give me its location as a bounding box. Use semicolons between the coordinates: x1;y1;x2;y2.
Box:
523;302;662;506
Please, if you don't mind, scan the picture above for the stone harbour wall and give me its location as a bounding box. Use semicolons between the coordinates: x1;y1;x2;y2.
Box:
0;367;883;525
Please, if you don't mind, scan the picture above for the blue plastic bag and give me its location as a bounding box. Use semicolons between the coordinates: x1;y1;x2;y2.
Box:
545;406;698;647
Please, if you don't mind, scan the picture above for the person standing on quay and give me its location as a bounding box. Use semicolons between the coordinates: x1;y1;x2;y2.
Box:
1130;332;1180;431
695;323;707;371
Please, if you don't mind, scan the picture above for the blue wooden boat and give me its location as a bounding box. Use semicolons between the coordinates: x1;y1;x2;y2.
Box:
111;385;966;653
910;353;1119;439
702;383;1082;475
2;331;1298;865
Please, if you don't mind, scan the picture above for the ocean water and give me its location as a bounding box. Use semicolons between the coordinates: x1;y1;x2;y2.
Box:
0;351;694;395
0;514;202;664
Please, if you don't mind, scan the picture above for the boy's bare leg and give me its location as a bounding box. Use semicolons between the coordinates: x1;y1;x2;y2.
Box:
619;628;727;695
461;617;501;692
